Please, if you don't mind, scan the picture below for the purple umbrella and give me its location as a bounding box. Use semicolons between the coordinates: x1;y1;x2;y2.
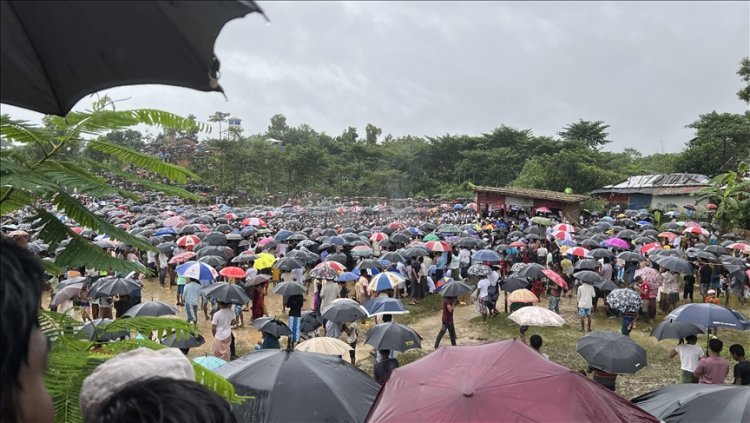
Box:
604;237;630;250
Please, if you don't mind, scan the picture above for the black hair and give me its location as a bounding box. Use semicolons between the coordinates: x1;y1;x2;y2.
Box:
0;239;47;422
729;344;745;357
89;377;237;423
685;335;698;344
529;335;543;350
708;338;723;353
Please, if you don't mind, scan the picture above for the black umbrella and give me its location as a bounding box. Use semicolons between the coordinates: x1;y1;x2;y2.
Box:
122;301;177;317
632;384;750;423
202;282;249;305
90;276;141;299
590;248;615;259
656;256;693;274
594;278;619;292
325;252;347;265
204;232;228;246
57;276;89;290
272;281;305;296
197;255;226;269
245;274;271;287
364;322;422;352
649;319;705;341
300;311;324;332
618;251;645;262
576;331;647;374
357;259;385;271
1;1;265;116
215;349;379;422
439;280;473;297
161;332;206;349
321;298;368;323
273;257;305;271
77;318;128;342
502;276;529;293
517;263;545;279
156;242;177;253
573;270;602;284
198;246;234;260
573;259;600;271
251;317;292;337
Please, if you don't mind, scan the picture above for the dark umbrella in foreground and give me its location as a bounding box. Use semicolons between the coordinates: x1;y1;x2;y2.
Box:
363;297;409;316
667;303;750;331
632;384;750;423
576;331;647;374
650;319;705;341
365;322;422;352
656;256;693;274
122;301;177;317
161;332;206;349
300;311;324;333
252;317;292;337
321;298;368;323
202;282;250;305
90;276;141;299
272;281;305;296
439;279;473;297
215;349;379;422
502;276;529;293
0;0;266;116
77;318;128;342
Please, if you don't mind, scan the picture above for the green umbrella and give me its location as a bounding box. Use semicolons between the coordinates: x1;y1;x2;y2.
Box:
423;233;439;241
531;216;551;226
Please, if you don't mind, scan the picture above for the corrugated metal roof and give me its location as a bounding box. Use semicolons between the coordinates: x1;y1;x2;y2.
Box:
600;173;710;190
473;186;589;203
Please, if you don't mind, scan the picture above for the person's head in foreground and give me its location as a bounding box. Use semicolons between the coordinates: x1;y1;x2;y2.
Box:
529;335;543;353
88;377;237;423
708;338;723;355
0;238;54;423
684;335;698;345
729;344;745;361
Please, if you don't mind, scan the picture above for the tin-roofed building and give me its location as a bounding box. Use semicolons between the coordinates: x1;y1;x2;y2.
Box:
473;185;589;221
591;173;711;210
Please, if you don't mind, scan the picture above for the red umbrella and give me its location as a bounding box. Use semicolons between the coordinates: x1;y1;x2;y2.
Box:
313;261;346;273
542;269;568;290
219;266;247;279
641;242;662;255
388;221;406;230
367;340;658;423
568;247;591;258
535;206;552;214
369;232;388;242
176;235;201;248
509;240;526;248
226;212;238;220
706;203;718;210
424;240;451;252
71;226;84;235
657;231;677;240
163;216;186;228
169;251;196;264
242;217;267;227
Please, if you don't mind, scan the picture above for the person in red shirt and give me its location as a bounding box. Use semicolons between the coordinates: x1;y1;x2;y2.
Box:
704;289;720;305
632;276;650;328
434;296;457;348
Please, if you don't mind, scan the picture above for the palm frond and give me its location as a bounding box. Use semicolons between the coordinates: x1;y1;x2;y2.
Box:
37;161;139;200
102;316;199;342
0;187;35;215
54;236;150;275
31;208;75;250
192;362;252;404
0;115;52;144
63;109;209;136
86;138;199;183
39;310;87;350
83;159;201;200
49;191;152;251
45;350;105;423
98;338;166;354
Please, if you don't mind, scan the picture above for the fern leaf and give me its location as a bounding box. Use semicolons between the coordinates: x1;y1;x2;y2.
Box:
36;161;137;200
54;236;150;275
87;138;199;183
83;159;201;200
31;208;75;250
192;362;253;404
0;187;35;215
102;316;199;341
0;115;51;144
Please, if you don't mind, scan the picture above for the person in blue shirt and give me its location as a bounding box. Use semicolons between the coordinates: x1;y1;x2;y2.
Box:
182;279;201;324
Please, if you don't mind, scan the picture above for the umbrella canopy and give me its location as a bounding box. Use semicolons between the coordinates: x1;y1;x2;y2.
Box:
244;274;271;287
295;337;353;356
251;317;292;337
364;322;422;352
321;298;368;323
506;288;540;303
273;257;305;271
90;276;140;299
368;271;404;292
122;301;177;317
606;288;643;313
467;263;492;276
193;355;228;371
362;297;409;316
176;235;201;248
603;237;630;250
655;256;693;274
169;251;196;265
160;332;205;349
367;340;658;423
439;280;473;297
219;266;247;279
541;269;568;289
176;261;218;281
517;263;546;279
632;384;750;423
650;318;705;341
216;349;379;423
507;306;565;327
252;252;276;270
576;331;647;374
666;303;750;330
272;281;305;296
202;282;250;305
50;282;84;306
300;311;324;333
573;270;603;284
77;318;128;342
502;276;529;293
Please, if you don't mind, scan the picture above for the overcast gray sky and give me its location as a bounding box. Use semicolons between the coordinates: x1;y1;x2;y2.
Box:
2;1;748;154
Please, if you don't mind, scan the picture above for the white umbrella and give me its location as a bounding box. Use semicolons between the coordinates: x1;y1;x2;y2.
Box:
295;337;353;356
507;306;565;327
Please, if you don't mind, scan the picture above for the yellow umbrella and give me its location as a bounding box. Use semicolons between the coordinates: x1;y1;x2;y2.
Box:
295;337;353;356
253;252;276;270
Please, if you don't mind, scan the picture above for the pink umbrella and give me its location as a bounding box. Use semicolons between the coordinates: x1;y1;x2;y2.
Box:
536;206;552;214
257;237;275;248
542;269;568;290
424;240;451;252
242;217;267;227
635;267;662;291
169;251;196;264
641;242;662;255
370;232;388;242
176;235;201;248
163;216;186;228
683;227;708;237
604;237;630;250
466;202;478;210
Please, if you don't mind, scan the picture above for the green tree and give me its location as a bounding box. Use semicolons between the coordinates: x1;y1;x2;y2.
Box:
738;57;750;103
177;113;200;138
694;161;750;234
558;119;612;150
267;113;289;140
208;111;230;140
365;123;382;145
675;111;750;176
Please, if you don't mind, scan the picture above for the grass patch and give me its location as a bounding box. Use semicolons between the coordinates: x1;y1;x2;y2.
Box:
399;294;444;325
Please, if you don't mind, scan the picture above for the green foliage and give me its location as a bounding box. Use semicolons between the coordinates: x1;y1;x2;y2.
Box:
39;310;247;423
0;99;204;275
738;57;750;103
675;111;750;176
558;119;611;150
695;161;750;232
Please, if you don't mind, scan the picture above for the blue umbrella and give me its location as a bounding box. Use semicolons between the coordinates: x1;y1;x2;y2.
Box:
667;303;750;331
637;220;651;226
328;236;347;246
275;229;294;241
453;204;464;210
155;227;177;236
471;249;501;263
407;227;423;236
176;261;219;281
335;272;360;282
368;271;404;292
241;226;257;237
363;297;408;316
193;355;227;371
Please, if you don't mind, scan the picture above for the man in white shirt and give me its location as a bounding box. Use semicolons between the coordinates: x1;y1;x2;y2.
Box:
576;282;596;332
536;245;548;266
476;277;490;323
669;335;703;383
459;248;471;278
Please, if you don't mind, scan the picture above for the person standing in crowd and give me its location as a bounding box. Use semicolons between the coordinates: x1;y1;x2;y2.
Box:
0;239;54;423
434;296;457;348
374;350;399;386
577;280;596;332
663;270;681;313
287;292;303;347
668;335;703;383
698;261;712;301
157;250;169;288
183;278;200;324
476;275;490;324
693;338;730;384
683;267;696;304
729;344;750;385
211;302;235;361
548;277;562;314
342;322;358;365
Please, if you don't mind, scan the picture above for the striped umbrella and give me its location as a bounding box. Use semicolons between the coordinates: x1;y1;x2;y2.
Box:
175;261;218;281
368;271;404;292
369;232;388;242
424;240;451;252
